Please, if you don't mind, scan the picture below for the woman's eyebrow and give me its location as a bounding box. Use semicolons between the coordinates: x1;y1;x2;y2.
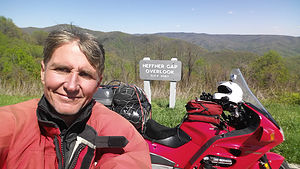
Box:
78;67;98;76
48;62;97;76
48;62;69;69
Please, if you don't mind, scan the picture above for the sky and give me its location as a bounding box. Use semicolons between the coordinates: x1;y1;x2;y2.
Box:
1;0;300;36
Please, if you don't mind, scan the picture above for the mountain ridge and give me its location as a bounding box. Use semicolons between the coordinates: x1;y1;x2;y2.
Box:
21;25;300;58
154;32;300;57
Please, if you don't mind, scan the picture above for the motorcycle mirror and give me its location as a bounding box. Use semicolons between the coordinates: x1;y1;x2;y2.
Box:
230;74;237;81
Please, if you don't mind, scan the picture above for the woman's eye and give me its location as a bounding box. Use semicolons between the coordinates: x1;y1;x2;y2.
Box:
55;67;70;73
79;72;92;78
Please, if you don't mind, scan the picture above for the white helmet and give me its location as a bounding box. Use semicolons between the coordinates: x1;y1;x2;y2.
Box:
213;81;243;104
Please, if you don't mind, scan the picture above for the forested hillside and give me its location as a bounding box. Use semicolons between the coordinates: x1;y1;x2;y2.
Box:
1;16;299;100
155;32;300;57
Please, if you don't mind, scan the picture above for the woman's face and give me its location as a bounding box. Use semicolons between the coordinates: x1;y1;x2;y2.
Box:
41;41;102;115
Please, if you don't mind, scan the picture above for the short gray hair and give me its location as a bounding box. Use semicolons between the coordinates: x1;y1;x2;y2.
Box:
43;27;105;75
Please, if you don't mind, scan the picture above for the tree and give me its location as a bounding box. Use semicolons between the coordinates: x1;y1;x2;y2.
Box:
181;45;205;85
250;50;289;89
0;16;23;39
186;47;195;84
32;31;49;45
0;31;42;88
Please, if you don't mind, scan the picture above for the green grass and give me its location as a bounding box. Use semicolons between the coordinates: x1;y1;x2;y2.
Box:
0;95;38;106
264;101;300;164
151;98;187;127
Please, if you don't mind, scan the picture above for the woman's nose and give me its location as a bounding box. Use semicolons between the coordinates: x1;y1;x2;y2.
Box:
64;72;79;92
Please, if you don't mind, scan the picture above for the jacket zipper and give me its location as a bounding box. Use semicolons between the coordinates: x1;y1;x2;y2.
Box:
67;144;86;169
57;134;86;169
54;135;64;169
61;136;66;168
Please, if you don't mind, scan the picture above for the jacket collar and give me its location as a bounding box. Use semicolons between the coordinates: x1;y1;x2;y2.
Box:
37;95;95;137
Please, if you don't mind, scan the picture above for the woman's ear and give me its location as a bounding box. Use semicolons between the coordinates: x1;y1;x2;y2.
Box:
97;75;103;87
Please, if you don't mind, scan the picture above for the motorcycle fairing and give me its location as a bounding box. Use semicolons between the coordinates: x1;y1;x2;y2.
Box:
150;153;176;167
188;103;260;165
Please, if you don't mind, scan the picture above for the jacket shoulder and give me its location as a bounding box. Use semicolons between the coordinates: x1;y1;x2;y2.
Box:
0;99;39;125
88;102;135;135
0;98;40;149
90;103;152;169
0;98;40;133
91;102;121;118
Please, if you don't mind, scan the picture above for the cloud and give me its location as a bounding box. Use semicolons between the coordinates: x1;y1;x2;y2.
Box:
227;11;233;15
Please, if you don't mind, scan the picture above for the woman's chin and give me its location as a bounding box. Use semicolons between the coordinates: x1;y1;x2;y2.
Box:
53;103;81;115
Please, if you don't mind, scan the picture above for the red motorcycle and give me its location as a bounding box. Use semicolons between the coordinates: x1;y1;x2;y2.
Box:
94;69;289;169
143;69;288;169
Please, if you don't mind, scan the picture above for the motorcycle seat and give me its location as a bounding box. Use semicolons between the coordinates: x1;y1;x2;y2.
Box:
144;119;191;148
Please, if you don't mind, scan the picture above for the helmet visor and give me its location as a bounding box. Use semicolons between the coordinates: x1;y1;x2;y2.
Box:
217;85;232;94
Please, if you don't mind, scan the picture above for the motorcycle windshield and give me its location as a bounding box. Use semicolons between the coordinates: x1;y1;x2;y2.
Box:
230;69;280;129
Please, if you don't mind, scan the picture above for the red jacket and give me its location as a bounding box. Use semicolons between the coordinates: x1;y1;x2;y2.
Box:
0;96;151;169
